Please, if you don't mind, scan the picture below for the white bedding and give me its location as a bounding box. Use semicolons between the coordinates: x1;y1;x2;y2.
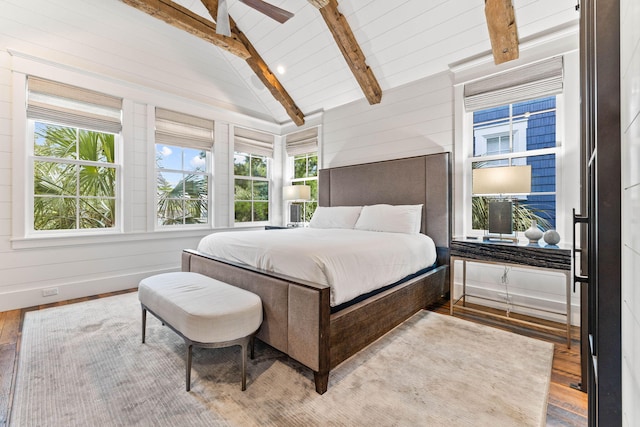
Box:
197;228;437;307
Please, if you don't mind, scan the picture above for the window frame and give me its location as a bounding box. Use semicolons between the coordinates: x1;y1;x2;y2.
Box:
233;151;271;225
288;151;318;223
465;96;563;237
26;118;123;236
154;143;212;229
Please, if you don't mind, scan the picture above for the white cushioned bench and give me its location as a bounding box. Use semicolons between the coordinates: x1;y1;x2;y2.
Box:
138;272;263;391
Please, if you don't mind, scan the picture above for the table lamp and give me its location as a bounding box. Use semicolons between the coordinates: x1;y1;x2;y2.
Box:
283;185;311;226
472;165;531;242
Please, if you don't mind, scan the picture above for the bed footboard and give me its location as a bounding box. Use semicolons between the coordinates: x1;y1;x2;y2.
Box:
183;249;447;394
329;265;448;369
182;249;331;391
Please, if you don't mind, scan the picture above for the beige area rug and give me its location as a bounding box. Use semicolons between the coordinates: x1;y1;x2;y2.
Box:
10;292;553;426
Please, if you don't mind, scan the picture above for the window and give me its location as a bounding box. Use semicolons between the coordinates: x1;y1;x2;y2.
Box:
471;97;558;231
233;127;274;224
27;77;122;232
464;57;563;233
291;153;318;222
155;108;213;227
286;127;319;222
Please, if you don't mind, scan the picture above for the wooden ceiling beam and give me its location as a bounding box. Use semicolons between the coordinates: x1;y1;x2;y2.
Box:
310;0;382;105
121;0;251;59
484;0;519;64
200;0;305;126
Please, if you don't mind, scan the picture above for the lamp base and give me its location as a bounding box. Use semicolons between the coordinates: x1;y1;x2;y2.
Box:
289;204;301;224
482;234;518;243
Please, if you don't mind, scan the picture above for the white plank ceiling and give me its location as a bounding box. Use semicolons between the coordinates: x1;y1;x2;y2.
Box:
0;0;580;125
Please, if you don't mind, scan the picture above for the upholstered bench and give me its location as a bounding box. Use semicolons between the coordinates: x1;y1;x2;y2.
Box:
138;272;263;391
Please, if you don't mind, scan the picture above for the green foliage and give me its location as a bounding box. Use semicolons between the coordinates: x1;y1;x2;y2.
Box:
157;173;208;225
472;196;552;232
33;123;116;230
294;154;317;179
234;201;252;222
233;152;270;223
292;154;318;221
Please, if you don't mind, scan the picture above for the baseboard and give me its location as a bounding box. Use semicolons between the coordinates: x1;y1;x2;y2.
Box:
0;267;179;312
452;282;581;326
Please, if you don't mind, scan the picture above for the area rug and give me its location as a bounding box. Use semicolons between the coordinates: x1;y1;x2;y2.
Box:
10;292;553;426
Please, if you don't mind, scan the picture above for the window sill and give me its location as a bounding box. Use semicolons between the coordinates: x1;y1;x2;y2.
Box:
9;227;255;250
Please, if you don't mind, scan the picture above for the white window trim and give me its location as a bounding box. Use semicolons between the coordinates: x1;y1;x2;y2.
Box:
153;146;213;230
232;151;272;226
146;105;216;232
152;107;214;230
11;71;129;246
450;24;580;243
27;119;123;236
461;95;564;240
287;152;319;223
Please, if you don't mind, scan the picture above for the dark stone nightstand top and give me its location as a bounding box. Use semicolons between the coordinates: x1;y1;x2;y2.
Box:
450;238;571;271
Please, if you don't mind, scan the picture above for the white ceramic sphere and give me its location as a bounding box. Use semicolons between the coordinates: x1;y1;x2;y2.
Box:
543;229;561;245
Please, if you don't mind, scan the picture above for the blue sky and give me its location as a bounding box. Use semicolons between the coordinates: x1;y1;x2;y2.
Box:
156;144;207;187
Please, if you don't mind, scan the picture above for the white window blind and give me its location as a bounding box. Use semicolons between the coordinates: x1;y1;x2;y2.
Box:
464;56;564;112
234;127;274;157
27;76;122;133
286;127;318;156
155;108;214;150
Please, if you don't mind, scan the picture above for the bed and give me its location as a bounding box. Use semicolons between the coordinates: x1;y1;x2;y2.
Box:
182;153;451;394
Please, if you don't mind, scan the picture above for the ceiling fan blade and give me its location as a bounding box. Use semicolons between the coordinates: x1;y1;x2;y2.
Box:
239;0;294;24
216;0;231;36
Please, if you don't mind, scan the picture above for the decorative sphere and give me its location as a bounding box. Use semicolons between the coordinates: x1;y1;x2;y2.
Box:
543;229;561;245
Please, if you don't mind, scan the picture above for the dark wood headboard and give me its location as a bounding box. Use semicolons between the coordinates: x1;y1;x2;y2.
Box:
318;153;452;264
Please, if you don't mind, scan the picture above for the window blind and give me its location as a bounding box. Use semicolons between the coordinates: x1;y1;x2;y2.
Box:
286;127;318;156
27;76;123;133
464;56;564;111
234;127;274;158
155;108;214;150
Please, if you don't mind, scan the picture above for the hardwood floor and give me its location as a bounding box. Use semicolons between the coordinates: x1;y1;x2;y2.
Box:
0;291;587;426
428;299;588;426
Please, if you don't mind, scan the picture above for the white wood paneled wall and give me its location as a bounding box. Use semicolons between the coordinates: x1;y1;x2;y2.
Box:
0;62;278;313
0;0;583;314
621;0;640;423
322;71;454;168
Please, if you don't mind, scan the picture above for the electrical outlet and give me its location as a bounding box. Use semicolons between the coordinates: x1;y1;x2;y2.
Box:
42;287;59;297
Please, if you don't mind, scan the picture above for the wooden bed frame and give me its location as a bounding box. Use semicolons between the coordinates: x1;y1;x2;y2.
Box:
182;153;451;394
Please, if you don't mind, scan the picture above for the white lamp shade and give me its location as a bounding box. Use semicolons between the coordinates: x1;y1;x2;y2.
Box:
283;185;311;201
472;165;532;195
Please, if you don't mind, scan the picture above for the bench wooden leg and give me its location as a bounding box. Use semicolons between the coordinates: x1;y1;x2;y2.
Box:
186;343;193;391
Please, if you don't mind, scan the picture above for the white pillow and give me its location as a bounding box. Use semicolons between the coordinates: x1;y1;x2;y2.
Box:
354;204;423;234
309;206;363;229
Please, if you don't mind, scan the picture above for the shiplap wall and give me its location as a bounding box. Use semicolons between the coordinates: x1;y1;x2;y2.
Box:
0;52;282;311
0;0;582;315
322;71;454;168
0;53;10;251
322;44;581;325
621;0;640;423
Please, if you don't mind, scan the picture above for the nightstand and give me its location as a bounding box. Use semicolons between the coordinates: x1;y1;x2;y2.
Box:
450;238;572;347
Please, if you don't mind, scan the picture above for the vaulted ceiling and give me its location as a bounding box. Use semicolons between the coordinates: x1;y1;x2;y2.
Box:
2;0;579;127
142;0;577;126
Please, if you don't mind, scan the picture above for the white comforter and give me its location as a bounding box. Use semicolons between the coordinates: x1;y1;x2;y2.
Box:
197;228;437;307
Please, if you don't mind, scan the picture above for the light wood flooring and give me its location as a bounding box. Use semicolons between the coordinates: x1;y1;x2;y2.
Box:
0;290;587;426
